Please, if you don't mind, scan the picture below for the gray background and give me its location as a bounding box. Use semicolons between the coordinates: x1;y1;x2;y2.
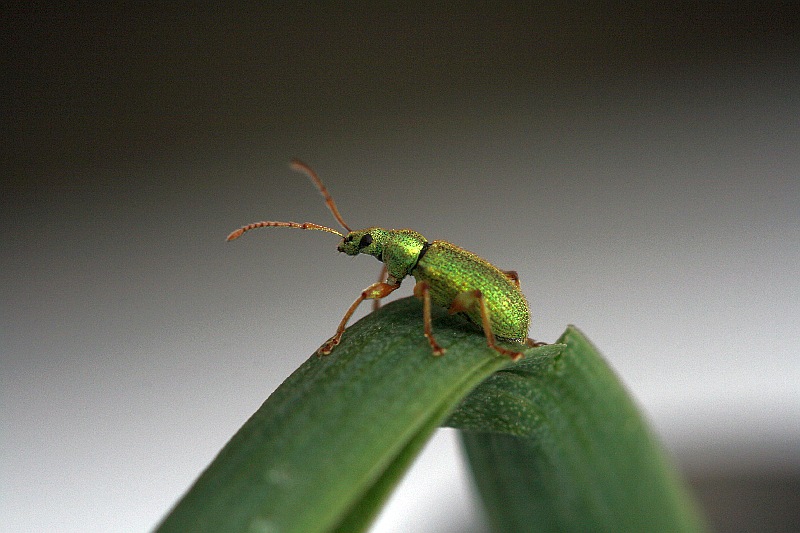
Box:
4;3;799;532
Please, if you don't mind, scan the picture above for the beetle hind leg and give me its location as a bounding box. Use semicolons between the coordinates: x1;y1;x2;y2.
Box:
526;337;548;348
501;270;521;288
448;289;525;361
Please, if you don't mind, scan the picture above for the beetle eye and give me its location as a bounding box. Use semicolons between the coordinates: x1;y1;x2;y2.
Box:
358;234;373;248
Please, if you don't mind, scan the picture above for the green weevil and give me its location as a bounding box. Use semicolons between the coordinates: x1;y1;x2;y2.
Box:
227;160;544;360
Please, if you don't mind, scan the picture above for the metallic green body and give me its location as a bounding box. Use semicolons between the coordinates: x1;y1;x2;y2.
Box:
338;227;530;342
412;241;530;341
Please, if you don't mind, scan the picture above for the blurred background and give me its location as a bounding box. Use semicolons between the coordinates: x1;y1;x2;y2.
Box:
3;3;798;532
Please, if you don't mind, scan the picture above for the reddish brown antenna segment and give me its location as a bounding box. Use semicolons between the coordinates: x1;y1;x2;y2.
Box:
290;159;352;233
226;221;343;241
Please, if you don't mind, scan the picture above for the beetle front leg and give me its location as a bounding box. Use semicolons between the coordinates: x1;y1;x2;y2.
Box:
318;281;399;355
372;263;389;311
413;281;446;356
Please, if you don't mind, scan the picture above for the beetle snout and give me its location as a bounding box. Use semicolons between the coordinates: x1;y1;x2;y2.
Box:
337;240;355;255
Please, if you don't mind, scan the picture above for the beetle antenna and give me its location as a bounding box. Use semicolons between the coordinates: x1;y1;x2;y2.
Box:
290;159;352;233
227;221;343;242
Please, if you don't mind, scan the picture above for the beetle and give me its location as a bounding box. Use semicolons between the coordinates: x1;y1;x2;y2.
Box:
227;160;544;360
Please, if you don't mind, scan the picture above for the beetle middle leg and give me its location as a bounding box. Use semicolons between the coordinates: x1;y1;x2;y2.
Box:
319;280;399;355
448;289;525;361
412;281;446;356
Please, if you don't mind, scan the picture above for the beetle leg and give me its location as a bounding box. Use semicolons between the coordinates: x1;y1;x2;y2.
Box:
502;270;521;288
526;337;548;347
449;289;525;361
318;281;399;355
498;273;546;347
372;263;389;311
413;281;446;356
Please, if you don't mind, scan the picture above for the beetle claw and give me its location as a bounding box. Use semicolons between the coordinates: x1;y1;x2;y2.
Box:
317;336;340;356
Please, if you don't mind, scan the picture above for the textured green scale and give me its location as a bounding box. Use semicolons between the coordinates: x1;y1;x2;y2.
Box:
411;241;530;341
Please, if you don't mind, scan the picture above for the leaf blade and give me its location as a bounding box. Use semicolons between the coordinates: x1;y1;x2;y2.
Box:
156;297;526;533
448;326;706;532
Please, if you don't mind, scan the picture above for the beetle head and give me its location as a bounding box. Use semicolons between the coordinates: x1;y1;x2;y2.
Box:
338;227;387;259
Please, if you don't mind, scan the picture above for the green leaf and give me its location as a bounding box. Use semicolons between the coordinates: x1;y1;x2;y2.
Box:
446;325;706;532
156;296;542;533
157;297;702;533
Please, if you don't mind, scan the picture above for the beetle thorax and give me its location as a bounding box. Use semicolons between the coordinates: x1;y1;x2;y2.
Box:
382;229;427;280
337;227;427;281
